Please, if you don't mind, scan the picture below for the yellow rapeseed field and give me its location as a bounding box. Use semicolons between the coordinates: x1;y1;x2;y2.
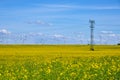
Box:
0;45;120;80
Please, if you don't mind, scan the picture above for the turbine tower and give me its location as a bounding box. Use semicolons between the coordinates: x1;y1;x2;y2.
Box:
89;19;95;51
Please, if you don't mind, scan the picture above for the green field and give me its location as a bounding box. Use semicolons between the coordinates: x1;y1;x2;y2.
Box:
0;45;120;80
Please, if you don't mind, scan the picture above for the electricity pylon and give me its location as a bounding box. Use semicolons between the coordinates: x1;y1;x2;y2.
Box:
89;19;95;51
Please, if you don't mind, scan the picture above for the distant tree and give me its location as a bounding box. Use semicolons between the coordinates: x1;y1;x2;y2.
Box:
117;43;120;45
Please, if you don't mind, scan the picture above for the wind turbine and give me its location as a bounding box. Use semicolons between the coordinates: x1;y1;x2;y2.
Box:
73;32;84;44
0;29;11;44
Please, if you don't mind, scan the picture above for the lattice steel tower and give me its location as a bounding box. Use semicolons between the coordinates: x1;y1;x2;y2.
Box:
89;19;95;51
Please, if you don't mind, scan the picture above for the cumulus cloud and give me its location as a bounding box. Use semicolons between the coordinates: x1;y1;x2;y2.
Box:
0;29;11;34
100;31;117;37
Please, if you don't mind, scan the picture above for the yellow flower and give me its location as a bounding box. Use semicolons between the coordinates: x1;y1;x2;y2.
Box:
24;75;28;79
91;63;99;69
70;72;76;77
111;65;116;71
60;72;63;76
46;67;51;74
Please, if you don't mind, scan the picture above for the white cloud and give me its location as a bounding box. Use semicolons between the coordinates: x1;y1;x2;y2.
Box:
36;4;120;10
40;4;72;8
35;20;53;26
100;31;113;34
109;34;116;37
52;34;67;41
27;20;53;26
76;6;120;10
28;32;45;38
0;29;11;34
52;34;65;38
35;20;45;25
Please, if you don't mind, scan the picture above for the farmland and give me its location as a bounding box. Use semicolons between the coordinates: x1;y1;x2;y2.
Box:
0;45;120;80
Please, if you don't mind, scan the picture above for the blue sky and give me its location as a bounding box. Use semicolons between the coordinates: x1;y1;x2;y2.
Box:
0;0;120;44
